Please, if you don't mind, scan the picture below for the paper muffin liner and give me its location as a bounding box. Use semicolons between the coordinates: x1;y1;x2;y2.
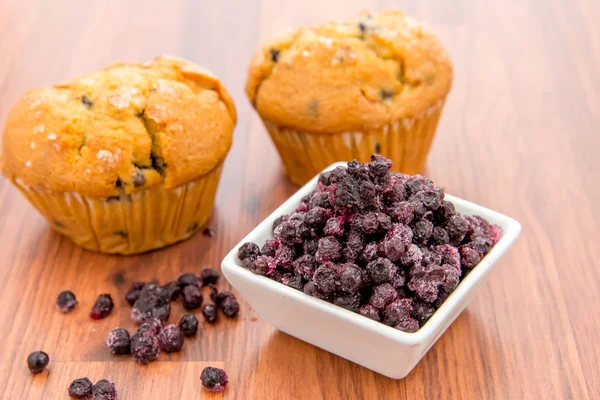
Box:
12;164;223;255
262;99;445;185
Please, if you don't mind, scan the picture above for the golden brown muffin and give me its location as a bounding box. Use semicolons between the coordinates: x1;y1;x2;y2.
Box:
246;10;452;184
1;56;236;254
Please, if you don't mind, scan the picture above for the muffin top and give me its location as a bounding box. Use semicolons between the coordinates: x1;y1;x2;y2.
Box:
246;10;452;133
1;56;236;197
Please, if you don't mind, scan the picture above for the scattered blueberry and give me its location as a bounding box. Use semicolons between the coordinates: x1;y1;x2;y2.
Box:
131;331;160;365
199;268;220;286
90;294;114;320
200;367;228;393
106;328;131;355
27;351;49;374
202;304;218;323
158;325;184;353
177;273;199;289
68;377;93;398
92;379;117;399
179;314;199;337
161;281;180;301
182;285;203;310
57;290;78;313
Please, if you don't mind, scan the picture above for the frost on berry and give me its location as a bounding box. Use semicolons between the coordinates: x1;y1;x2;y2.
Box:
201;367;228;393
249;256;276;276
315;237;342;263
384;298;414;326
369;283;398;309
337;263;364;293
324;216;346;237
261;239;280;257
237;242;261;261
313;263;338;293
343;229;365;261
90;294;114;320
359;304;381;321
366;257;397;284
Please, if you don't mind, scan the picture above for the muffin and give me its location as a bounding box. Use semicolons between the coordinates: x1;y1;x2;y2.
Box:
246;10;452;185
1;56;236;255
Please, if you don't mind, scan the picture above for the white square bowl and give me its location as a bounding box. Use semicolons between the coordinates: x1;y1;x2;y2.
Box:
221;162;521;379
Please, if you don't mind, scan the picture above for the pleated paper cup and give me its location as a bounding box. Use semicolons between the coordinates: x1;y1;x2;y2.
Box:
263;100;445;186
12;163;224;255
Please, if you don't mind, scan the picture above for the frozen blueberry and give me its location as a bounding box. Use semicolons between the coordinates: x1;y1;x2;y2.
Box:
332;292;361;312
68;377;93;399
137;318;163;336
200;367;228;393
249;255;276;276
131;285;171;323
459;246;482;269
324;216;346;237
360;242;379;263
412;300;435;325
400;243;423;267
182;285;203;310
303;281;331;301
412;219;433;244
369;283;398;309
343;229;366;261
177;273;199;289
57;290;78;313
106;328;131;355
366;258;397;284
305;207;330;229
309;192;331;209
161;281;180;301
261;239;280;257
158;325;184;353
313;263;338;293
237;242;261;261
275;244;296;269
179;314;199;337
292;255;317;280
394;315;420;333
199;268;220;286
359;304;381;321
27;351;49;374
92;379;117;399
283;274;304;291
384;298;414;326
435;200;456;222
446;214;469;244
315;237;342;263
432;226;450;245
278;219;308;245
303;238;319;256
337;263;363;293
390;202;414;226
90;294;114;320
125;283;144;306
220;295;240;318
131;332;160;365
202;304;218;323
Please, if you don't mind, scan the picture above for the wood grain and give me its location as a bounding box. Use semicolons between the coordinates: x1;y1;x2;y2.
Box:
0;0;598;398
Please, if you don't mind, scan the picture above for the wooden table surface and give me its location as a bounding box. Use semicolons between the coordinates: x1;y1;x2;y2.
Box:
0;0;598;399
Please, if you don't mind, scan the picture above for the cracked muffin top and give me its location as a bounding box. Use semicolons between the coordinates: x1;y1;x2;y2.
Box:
1;56;236;197
246;10;452;133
